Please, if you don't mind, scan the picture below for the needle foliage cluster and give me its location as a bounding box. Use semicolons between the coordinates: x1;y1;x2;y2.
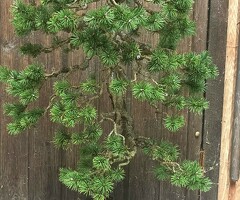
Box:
0;0;218;199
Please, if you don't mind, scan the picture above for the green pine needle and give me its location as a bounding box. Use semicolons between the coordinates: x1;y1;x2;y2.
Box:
142;139;179;162
187;97;209;114
20;43;43;57
53;130;71;149
165;95;186;110
161;74;182;92
1;0;218;196
109;79;128;96
3;103;26;118
93;156;111;171
59;168;81;191
54;80;71;95
80;78;97;94
132;82;165;102
164;115;185;132
113;5;147;32
71;133;84;145
50;102;65;123
84;6;115;30
152;141;180;162
121;41;141;63
83;124;103;141
23;64;44;81
154;165;172;181
170;160;212;192
99;50;119;66
105;134;127;157
79;106;97;123
19;108;44;128
0;66;12;82
6;108;43;135
7;122;25;135
110;168;125;182
19;89;40;105
12;0;37;36
92;175;114;197
47;9;79;33
62;107;80;127
145;13;166;31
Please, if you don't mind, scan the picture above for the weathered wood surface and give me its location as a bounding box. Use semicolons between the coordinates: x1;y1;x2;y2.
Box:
0;0;229;200
201;0;229;200
0;1;29;200
185;0;209;199
230;25;240;182
218;0;240;199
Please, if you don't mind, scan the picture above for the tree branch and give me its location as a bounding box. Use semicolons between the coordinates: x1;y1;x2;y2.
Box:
42;38;71;53
45;60;90;78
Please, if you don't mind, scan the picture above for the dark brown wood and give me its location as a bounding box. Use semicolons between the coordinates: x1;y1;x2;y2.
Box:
0;0;229;200
59;48;79;200
0;1;29;200
185;0;210;199
219;0;240;198
201;0;229;199
27;33;62;199
27;0;64;196
129;101;161;200
231;32;240;182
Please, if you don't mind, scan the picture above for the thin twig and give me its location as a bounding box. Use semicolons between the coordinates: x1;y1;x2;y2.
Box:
45;60;90;78
131;73;137;82
42;38;70;53
110;0;118;6
44;94;57;115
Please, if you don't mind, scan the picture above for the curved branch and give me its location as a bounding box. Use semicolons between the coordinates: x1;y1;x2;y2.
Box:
45;60;90;78
42;38;71;53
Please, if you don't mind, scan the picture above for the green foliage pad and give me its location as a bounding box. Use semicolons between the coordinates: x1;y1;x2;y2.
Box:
0;0;217;199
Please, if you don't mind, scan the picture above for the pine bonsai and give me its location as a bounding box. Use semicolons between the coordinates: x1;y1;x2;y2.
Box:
0;0;218;199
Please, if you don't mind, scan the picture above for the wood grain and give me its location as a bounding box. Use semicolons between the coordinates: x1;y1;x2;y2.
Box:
201;0;229;199
186;0;209;198
0;1;29;200
0;0;231;199
218;0;240;199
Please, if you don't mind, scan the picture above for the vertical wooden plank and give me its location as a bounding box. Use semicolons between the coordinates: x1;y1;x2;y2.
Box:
126;5;164;196
0;1;230;200
61;2;100;200
156;10;196;200
231;22;240;198
160;40;192;200
218;0;240;199
113;4;159;199
127;6;192;200
0;1;29;199
129;102;161;200
28;0;63;197
230;29;240;182
59;50;79;200
186;0;209;199
27;31;62;199
60;47;94;200
188;0;209;160
112;165;130;200
155;38;192;200
233;180;240;200
202;0;229;199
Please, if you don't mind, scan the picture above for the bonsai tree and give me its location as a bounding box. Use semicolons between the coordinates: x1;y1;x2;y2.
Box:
0;0;217;199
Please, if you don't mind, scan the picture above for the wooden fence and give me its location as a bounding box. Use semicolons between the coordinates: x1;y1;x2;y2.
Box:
0;0;229;199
